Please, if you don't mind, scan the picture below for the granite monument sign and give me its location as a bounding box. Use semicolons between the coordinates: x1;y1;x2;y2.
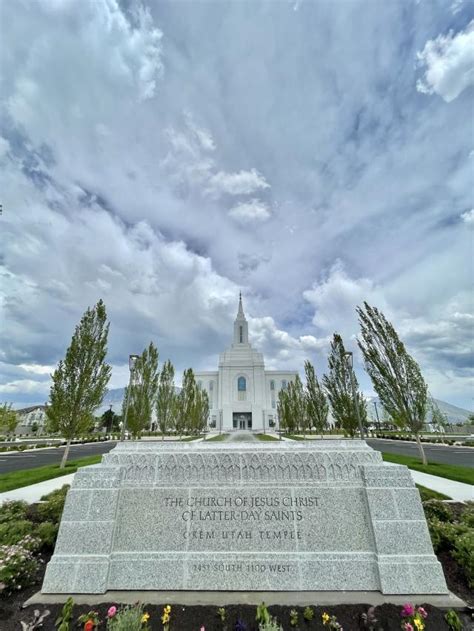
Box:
42;440;447;594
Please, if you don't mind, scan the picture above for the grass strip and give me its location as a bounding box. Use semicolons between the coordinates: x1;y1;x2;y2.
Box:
0;455;102;493
416;484;451;501
256;433;280;441
180;435;204;442
205;433;229;441
382;452;474;485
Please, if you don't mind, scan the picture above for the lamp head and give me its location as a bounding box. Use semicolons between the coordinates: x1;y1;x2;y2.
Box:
129;354;139;371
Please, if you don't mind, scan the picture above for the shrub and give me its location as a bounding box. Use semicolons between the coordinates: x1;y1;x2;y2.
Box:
0;520;35;546
38;485;69;523
427;519;467;553
35;522;59;550
258;619;283;631
0;500;29;524
444;609;463;631
422;499;452;522
460;501;474;528
106;603;151;630
303;606;314;621
0;539;40;592
452;530;474;588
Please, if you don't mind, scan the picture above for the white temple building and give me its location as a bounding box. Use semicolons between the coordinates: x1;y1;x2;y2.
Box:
194;295;298;431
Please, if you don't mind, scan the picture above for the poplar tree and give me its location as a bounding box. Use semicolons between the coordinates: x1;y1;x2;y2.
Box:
124;342;159;438
176;368;196;438
277;388;292;433
156;359;176;439
357;302;428;464
322;333;367;437
46;299;111;468
194;387;210;434
0;403;18;435
304;360;329;437
288;375;306;435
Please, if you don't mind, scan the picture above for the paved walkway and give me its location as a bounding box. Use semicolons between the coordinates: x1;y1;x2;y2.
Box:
0;473;76;504
409;470;473;501
226;431;258;442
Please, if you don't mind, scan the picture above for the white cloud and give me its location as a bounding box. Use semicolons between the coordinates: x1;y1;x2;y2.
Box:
460;208;474;223
228;199;271;224
18;364;54;376
206;168;270;197
416;20;474;102
303;260;388;340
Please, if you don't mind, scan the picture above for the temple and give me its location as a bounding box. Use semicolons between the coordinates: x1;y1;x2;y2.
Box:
194;294;297;431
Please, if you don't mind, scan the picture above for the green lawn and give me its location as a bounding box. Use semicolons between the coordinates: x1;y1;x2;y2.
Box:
0;455;102;493
180;435;204;442
381;452;474;486
255;433;280;441
205;433;229;441
416;484;450;501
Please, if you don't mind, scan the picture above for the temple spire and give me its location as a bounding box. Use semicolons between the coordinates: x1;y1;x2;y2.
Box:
233;292;249;345
237;291;245;319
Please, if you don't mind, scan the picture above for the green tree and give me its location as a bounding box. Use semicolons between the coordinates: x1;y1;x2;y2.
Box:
304;360;329;437
156;359;176;439
277;387;292;433
101;407;116;432
123;342;159;438
288;375;306;435
322;334;367;438
357;302;429;464
46;299;111;468
176;368;197;438
0;403;18;435
194;386;210;434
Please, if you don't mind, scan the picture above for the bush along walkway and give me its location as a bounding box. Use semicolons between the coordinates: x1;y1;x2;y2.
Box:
0;490;473;630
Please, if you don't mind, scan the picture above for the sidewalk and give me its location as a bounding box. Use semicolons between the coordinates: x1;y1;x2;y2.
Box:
0;473;75;504
409;470;473;501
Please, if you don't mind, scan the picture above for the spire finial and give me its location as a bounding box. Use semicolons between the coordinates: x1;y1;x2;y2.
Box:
237;291;245;318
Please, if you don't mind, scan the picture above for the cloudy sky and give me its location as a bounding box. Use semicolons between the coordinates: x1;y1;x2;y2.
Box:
0;0;473;411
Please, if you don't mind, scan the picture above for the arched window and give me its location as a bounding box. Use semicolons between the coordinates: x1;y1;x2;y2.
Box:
209;380;214;408
239;325;243;343
281;380;287;390
209;381;214;391
237;376;246;401
270;380;275;390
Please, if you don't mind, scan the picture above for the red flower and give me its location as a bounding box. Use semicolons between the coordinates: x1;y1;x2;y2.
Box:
84;620;94;631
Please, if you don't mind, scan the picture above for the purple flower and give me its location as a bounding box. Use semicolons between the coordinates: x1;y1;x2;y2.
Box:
401;604;415;617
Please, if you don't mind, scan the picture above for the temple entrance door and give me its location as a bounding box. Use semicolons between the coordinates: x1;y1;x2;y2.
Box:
233;412;252;429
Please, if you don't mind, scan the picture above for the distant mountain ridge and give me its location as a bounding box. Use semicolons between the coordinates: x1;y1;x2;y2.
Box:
366;397;471;424
98;388;471;424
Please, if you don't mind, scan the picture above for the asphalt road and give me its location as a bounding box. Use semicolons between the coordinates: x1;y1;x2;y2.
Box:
0;438;472;475
366;438;474;468
0;441;117;475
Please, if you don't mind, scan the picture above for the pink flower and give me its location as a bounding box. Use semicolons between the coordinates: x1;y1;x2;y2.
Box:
401;604;415;617
403;624;414;631
107;606;117;618
417;607;428;619
200;627;205;631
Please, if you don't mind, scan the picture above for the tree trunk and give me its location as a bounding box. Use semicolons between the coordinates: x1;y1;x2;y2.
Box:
60;439;71;469
415;433;428;465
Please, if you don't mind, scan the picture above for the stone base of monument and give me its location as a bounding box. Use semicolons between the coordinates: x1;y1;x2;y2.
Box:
42;440;448;595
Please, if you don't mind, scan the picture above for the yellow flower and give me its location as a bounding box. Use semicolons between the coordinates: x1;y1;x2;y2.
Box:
161;612;170;624
141;612;150;624
165;605;171;613
414;619;424;631
322;612;330;625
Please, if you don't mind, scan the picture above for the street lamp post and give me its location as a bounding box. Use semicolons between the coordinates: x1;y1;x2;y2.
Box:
344;351;365;440
120;354;139;442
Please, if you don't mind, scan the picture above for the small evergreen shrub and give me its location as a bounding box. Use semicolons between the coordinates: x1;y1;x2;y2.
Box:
452;530;474;588
35;522;59;550
0;520;35;546
427;519;467;553
38;485;69;522
422;499;452;522
460;501;474;528
0;500;29;524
